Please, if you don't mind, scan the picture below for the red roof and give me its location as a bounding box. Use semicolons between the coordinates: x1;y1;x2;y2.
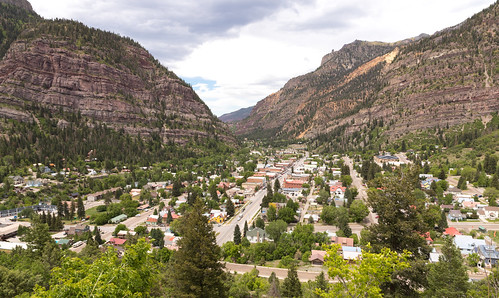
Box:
283;179;304;189
110;238;127;245
330;185;346;193
443;227;461;237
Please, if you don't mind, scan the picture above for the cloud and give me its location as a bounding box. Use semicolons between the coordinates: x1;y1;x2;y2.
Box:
29;0;496;116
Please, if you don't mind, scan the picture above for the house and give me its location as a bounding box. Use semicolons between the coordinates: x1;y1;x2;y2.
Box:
453;235;486;255
440;204;454;211
109;237;127;246
462;201;479;210
443;227;461;237
448;210;465;221
109;214;127;224
331;236;354;247
421;232;433;245
146;215;159;226
66;223;90;236
374;155;399;165
9;175;24;186
330;185;346;200
303;214;319;223
475;245;499;268
309;250;327;265
26;179;43;188
117;230;136;239
246;227;267;243
481;206;499;220
342;246;362;260
421;177;440;190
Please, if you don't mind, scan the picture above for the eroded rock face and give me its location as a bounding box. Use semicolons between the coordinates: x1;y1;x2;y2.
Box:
0;37;234;145
237;3;498;142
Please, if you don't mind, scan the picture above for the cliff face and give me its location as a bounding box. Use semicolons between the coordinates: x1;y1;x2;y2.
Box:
237;2;498;142
0;11;234;145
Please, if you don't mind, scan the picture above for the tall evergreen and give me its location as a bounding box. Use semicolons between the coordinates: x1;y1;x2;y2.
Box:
233;225;241;245
77;197;85;219
94;226;103;245
70;199;75;220
243;220;248;237
426;239;469;296
282;266;301;297
166;209;173;224
226;197;235;217
274;179;280;193
169;198;227;297
268;272;281;297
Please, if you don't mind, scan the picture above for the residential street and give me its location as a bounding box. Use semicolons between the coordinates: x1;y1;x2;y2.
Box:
224;263;327;282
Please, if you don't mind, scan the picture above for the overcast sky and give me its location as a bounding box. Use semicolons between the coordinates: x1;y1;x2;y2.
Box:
29;0;495;116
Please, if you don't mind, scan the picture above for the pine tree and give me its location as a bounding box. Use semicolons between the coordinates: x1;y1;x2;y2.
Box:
268;272;281;297
47;212;52;229
41;211;47;224
345;188;353;208
70;199;75;220
274;179;280;193
267;183;273;199
55;215;63;230
243;220;248;237
282;266;301;297
226;197;235;217
166;209;173;224
57;201;64;217
234;225;242;245
426;239;469;296
77;197;85;219
315;271;328;294
438;210;448;232
63;202;70;220
170;198;227;296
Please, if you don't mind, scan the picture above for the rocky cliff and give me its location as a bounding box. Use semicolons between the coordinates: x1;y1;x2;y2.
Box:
0;4;234;146
0;0;33;13
236;2;498;144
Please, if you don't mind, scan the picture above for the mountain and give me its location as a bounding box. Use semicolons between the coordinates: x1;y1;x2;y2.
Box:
0;1;235;151
219;106;253;123
236;2;498;145
0;0;33;13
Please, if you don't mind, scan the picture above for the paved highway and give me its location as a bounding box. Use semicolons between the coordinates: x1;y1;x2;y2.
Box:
215;157;303;245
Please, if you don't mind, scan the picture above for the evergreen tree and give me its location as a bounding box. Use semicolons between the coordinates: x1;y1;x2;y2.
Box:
457;176;467;190
438;210;448;232
55;216;63;230
267;183;273;199
233;225;241;245
63;202;70;220
226;198;235;217
251;220;256;229
70;199;75;220
170;198;227;297
243;220;248;237
314;271;328;294
268;272;281;297
47;212;52;229
274;179;281;193
438;169;447;180
282;266;302;297
426;239;469;296
166;209;173;224
345;187;353;208
172;179;182;197
94;226;103;245
40;211;47;224
77;197;85;219
57;201;64;217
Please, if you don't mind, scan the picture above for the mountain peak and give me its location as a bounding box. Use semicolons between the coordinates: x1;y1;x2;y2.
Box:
0;0;34;13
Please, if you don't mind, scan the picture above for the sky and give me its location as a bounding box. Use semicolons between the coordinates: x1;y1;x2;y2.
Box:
29;0;495;116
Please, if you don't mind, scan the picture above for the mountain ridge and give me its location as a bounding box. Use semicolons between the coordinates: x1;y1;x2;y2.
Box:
236;2;498;146
0;2;236;147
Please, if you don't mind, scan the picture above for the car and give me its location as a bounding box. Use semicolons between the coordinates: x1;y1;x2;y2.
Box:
135;214;141;217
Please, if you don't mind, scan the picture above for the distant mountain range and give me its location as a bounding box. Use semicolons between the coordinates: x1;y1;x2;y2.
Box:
219;106;253;123
235;2;498;145
0;0;234;147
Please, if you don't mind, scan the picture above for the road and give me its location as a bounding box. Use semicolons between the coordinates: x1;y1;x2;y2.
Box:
225;263;327;282
215;157;303;245
215;188;267;245
448;221;499;232
447;176;484;197
343;156;377;225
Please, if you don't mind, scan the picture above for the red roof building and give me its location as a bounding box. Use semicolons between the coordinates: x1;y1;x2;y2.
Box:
109;238;127;246
443;227;461;237
283;179;305;189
